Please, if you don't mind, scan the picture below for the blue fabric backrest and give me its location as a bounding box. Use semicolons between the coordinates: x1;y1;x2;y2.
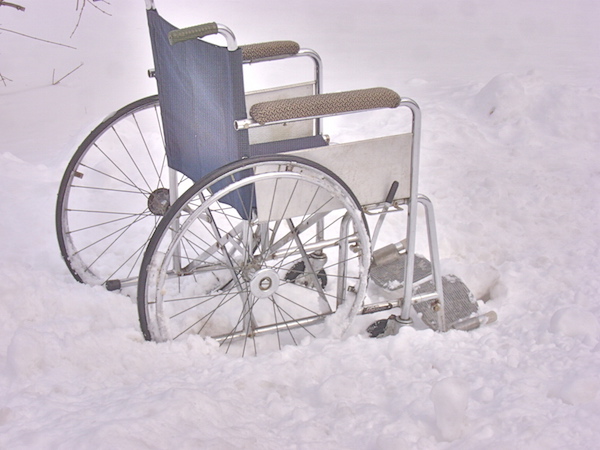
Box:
147;9;249;182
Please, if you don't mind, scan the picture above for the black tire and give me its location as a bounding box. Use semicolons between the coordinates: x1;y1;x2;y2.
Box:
55;95;189;290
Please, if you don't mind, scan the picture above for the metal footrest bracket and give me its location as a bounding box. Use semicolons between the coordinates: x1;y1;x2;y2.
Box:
367;251;496;336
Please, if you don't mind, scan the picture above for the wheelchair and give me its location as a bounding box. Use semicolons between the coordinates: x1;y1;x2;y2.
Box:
56;2;495;356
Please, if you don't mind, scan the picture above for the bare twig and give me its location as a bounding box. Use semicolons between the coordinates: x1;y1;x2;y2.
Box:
0;72;13;87
0;27;77;49
70;0;86;38
71;0;111;38
0;1;25;11
52;62;84;85
87;0;111;16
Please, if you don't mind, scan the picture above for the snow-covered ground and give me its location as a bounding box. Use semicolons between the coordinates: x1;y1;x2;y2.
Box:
1;1;599;448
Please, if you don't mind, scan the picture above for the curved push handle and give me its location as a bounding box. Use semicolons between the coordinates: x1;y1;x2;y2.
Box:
168;22;219;45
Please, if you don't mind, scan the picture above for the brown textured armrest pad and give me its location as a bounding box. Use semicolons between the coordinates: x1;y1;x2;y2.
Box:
249;87;401;125
168;22;219;45
241;41;300;62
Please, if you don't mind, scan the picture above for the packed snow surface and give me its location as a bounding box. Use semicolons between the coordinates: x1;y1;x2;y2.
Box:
1;0;599;448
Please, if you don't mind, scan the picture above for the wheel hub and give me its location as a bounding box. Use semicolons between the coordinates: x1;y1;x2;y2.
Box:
148;188;170;216
250;268;280;298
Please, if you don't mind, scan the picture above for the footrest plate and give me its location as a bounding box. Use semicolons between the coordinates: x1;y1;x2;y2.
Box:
370;253;432;291
413;275;478;331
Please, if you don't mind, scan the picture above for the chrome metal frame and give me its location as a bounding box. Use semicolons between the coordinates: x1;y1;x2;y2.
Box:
241;49;323;136
146;2;446;332
363;100;445;330
214;24;238;51
236;96;446;331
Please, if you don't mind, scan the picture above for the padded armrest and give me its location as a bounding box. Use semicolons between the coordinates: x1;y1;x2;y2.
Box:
241;41;300;62
249;87;401;125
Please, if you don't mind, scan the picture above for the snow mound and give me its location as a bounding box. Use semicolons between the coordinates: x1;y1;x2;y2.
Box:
468;72;600;143
550;377;600;406
470;73;526;123
430;377;470;441
549;307;599;345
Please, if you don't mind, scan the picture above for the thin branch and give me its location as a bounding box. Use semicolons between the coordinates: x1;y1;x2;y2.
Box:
0;72;13;87
71;0;112;38
87;0;111;16
52;62;84;85
0;1;25;11
70;0;86;38
0;27;77;49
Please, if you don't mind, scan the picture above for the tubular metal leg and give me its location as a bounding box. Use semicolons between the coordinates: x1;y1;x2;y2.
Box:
397;98;422;325
395;196;445;329
418;195;446;331
398;198;417;324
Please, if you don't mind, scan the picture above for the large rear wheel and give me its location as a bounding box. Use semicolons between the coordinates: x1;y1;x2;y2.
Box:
56;96;189;290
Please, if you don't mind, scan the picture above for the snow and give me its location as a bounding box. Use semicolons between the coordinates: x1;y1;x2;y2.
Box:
1;0;600;448
430;377;469;441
